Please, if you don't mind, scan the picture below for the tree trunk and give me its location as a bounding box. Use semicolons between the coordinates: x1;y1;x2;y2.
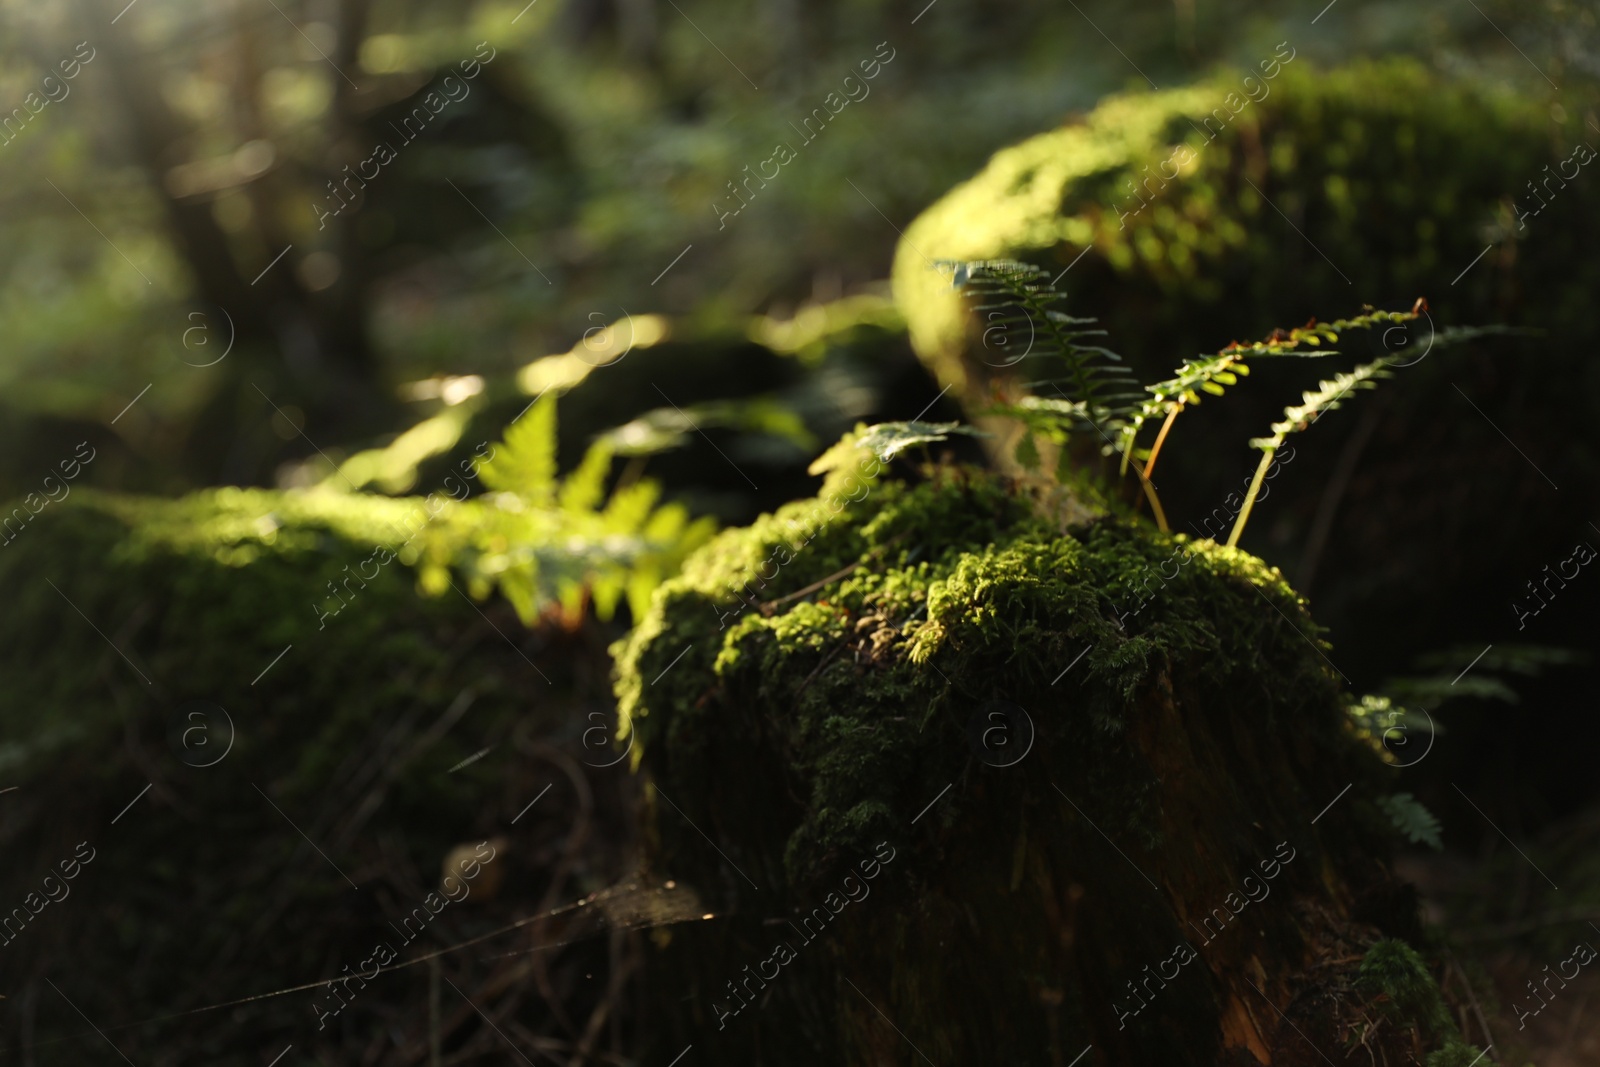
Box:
90;0;391;481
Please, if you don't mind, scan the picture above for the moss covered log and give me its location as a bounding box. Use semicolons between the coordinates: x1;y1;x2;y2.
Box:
0;489;628;1064
615;465;1448;1065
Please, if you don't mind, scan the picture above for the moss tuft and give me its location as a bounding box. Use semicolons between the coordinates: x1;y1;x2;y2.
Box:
1357;938;1459;1042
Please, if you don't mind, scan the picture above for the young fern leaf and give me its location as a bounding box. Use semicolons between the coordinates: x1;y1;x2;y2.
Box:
947;267;1494;550
559;440;616;515
1226;355;1396;547
477;392;559;504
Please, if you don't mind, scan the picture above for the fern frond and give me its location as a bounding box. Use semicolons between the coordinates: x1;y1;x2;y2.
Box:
1415;642;1584;677
1344;692;1442;762
949;259;1140;440
477;393;558;504
559;440;616;515
430;395;714;625
1226;355;1396;547
1256;357;1395;452
1126;307;1422;478
1376;643;1582;707
948;264;1505;553
1379;793;1444;851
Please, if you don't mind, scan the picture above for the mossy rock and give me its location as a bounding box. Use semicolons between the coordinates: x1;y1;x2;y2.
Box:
0;489;623;1064
893;57;1591;401
614;466;1430;1065
412;297;940;528
890;57;1600;694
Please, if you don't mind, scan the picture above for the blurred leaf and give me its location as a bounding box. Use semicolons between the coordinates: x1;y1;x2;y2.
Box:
1014;430;1040;470
824;420;986;468
599;397;814;457
1380;793;1443;851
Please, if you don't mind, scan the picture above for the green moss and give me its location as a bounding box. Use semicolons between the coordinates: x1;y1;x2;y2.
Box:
892;59;1588;403
1357;938;1459;1043
0;487;608;1059
615;466;1342;883
1426;1042;1496;1067
0;487;492;771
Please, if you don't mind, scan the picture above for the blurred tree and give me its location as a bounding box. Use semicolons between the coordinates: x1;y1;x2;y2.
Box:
67;0;580;483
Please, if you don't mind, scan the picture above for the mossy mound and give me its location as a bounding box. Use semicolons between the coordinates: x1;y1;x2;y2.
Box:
615;467;1423;1065
0;489;627;1064
408;296;939;528
890;57;1600;704
893;58;1589;396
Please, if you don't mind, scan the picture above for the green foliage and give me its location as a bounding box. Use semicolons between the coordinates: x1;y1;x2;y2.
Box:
948;259;1520;547
1380;793;1444;851
1134;322;1509;477
478;396;562;503
447;393;717;623
1390;643;1587;706
951;260;1142;440
1248;358;1394;454
1425;1043;1495;1067
1128;308;1439;477
947;258;1452;543
1223;353;1397;546
1345;692;1442;766
1346;643;1581;762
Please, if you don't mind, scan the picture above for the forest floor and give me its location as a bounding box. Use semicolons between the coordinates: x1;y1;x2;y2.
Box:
1400;843;1600;1067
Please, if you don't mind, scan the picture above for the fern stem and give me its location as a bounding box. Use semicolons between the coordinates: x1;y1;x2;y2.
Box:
1142;404;1183;481
1226;447;1276;547
1131;459;1169;533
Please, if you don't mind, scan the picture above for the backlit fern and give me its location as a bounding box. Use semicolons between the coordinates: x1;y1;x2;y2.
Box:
933;259;1500;546
454;394;717;624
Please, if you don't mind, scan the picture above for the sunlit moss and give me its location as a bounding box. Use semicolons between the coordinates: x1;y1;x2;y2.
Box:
891;59;1557;407
614;465;1339;880
748;294;903;365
